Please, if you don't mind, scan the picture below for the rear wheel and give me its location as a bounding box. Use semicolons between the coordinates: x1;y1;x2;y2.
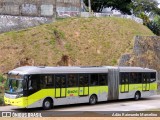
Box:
134;92;141;100
89;95;97;105
43;98;53;110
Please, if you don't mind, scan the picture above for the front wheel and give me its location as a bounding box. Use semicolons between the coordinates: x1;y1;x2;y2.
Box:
43;98;53;110
89;95;97;105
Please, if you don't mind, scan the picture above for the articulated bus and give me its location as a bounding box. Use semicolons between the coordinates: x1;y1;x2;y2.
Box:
4;66;157;109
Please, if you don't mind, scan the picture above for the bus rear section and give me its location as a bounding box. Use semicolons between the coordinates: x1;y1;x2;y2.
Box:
105;67;157;101
118;68;157;100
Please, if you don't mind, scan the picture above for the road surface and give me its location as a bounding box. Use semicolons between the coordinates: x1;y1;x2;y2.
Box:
0;95;160;117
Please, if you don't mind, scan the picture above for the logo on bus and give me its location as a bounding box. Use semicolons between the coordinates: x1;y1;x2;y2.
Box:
67;90;78;94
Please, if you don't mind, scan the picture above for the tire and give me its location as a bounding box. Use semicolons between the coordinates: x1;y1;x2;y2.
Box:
43;98;53;110
134;92;141;100
89;95;97;105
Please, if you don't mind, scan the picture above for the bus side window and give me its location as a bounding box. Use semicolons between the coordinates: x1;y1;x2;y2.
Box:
79;74;89;87
29;76;38;90
61;76;66;88
40;76;46;89
54;75;66;88
143;73;150;83
68;74;77;87
55;76;61;88
44;75;54;88
120;73;125;84
90;74;98;86
120;73;129;84
79;75;84;87
150;72;156;83
84;75;89;86
99;74;108;85
137;73;142;83
130;73;137;84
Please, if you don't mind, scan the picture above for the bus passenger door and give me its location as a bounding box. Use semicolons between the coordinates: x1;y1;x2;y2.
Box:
120;73;129;93
55;75;66;98
142;73;150;91
78;74;89;96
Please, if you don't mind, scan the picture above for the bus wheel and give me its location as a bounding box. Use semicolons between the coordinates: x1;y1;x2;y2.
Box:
43;98;53;110
89;95;97;105
134;92;141;100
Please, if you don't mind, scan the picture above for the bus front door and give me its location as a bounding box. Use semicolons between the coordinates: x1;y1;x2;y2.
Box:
55;75;66;98
142;73;150;91
78;74;89;96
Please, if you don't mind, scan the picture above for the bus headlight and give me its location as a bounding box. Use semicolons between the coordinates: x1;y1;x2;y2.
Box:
16;94;23;98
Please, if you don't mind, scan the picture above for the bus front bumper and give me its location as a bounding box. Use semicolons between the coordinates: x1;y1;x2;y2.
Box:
4;95;28;108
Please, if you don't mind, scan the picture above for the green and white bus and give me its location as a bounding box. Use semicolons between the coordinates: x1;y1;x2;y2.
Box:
4;66;157;109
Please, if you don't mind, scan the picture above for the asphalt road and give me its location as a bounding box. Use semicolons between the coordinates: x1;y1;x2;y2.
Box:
0;95;160;117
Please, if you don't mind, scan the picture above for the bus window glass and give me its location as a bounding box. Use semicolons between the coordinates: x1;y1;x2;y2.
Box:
150;72;156;83
29;75;38;91
99;74;108;85
130;73;137;84
55;76;61;88
68;74;77;87
55;75;66;88
79;74;89;87
137;73;142;83
120;73;129;84
120;73;125;84
43;75;54;88
90;74;98;86
143;73;150;83
61;76;66;88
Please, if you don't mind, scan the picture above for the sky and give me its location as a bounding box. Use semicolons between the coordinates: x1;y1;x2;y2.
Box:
157;0;160;8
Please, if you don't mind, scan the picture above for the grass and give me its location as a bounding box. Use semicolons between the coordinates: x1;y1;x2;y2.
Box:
0;17;154;72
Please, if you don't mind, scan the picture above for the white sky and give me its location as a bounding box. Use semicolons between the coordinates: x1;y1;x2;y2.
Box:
157;0;160;8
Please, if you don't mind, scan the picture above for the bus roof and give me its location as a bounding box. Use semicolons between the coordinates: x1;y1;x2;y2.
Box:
8;66;157;75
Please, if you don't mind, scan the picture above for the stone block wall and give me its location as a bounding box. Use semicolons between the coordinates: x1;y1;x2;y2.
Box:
0;0;81;17
119;36;160;81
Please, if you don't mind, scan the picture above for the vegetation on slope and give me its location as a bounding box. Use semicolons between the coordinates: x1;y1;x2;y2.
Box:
0;17;154;73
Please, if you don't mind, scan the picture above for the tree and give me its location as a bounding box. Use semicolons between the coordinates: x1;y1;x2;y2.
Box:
138;12;150;25
132;0;160;16
147;16;160;36
83;0;132;14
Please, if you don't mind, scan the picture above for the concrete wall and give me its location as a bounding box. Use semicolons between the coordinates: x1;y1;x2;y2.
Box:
0;0;81;18
0;15;53;33
56;0;81;17
81;12;143;24
0;0;56;17
0;0;81;33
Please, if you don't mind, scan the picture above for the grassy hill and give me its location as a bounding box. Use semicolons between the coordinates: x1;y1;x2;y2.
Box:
0;17;154;73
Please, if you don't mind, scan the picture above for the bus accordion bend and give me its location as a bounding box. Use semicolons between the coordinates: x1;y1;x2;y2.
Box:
4;66;158;110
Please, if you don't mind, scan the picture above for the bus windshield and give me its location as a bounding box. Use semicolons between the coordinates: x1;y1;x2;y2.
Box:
5;75;27;94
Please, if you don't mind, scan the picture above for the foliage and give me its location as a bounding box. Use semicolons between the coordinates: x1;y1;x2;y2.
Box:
0;74;5;106
138;12;150;25
0;74;5;83
147;16;160;36
131;0;160;36
0;97;3;105
132;0;160;17
83;0;132;14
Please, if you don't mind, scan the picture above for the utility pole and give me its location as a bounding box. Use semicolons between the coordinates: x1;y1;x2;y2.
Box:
88;0;91;16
